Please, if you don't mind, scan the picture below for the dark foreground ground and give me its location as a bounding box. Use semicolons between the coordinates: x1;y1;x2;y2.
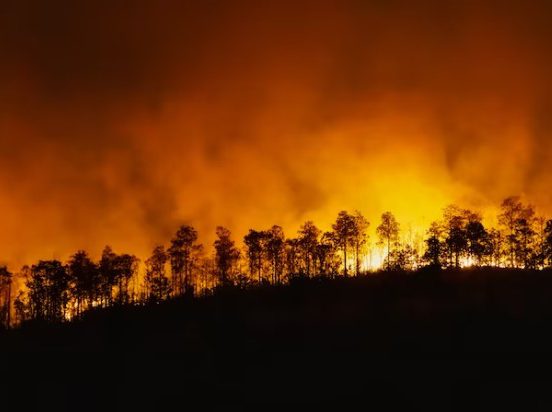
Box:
3;268;552;410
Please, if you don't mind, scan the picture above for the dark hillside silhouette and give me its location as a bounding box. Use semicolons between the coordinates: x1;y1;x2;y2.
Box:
3;267;552;409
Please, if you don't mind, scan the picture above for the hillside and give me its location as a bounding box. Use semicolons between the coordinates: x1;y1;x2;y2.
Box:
3;268;552;409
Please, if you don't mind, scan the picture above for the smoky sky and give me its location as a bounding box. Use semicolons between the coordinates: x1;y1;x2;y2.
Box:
1;0;552;265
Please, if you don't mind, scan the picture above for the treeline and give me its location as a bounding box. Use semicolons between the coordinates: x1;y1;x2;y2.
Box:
1;195;552;329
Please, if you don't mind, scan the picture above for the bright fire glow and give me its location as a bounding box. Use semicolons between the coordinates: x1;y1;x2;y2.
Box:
0;1;551;274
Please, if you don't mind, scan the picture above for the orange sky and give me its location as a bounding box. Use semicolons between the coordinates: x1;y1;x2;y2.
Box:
1;0;552;266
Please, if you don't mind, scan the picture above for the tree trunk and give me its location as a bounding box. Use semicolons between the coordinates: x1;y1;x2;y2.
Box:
258;255;262;283
343;242;348;277
355;243;359;276
387;237;391;271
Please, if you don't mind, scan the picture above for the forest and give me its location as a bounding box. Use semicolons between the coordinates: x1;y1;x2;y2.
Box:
2;196;552;408
0;195;551;330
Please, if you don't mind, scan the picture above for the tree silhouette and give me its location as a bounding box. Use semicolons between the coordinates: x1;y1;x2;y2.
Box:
99;246;118;306
168;225;201;296
13;266;31;323
196;257;216;291
352;212;369;276
466;219;488;266
442;206;471;268
28;260;70;322
98;247;139;305
389;244;418;271
298;221;320;277
332;211;357;277
376;212;400;271
486;228;504;267
114;253;139;304
244;229;266;282
284;238;301;277
543;220;552;267
423;222;444;268
13;290;27;325
514;218;536;268
214;227;240;286
265;225;285;284
145;246;171;302
499;196;535;268
533;217;547;269
316;231;340;276
6;193;552;329
68;250;99;316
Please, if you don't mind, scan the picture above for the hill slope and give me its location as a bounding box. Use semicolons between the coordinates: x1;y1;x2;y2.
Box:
3;268;552;409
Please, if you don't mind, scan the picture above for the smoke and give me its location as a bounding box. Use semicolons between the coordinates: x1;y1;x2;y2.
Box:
1;0;552;266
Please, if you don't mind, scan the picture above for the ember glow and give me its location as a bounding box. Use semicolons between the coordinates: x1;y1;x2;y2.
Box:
1;0;552;268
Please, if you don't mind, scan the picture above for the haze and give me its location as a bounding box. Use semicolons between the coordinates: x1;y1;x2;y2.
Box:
1;0;552;266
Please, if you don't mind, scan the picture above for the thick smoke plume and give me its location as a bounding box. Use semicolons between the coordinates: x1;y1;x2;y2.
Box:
1;0;552;265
